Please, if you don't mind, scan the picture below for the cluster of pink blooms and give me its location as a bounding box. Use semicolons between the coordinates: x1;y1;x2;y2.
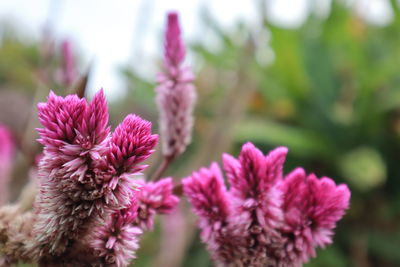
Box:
88;177;179;266
0;90;179;266
0;11;352;267
183;142;351;266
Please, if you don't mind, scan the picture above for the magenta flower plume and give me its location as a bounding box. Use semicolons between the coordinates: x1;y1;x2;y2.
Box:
0;125;15;205
156;12;197;158
164;12;185;70
183;142;351;266
90;198;142;267
109;115;158;175
225;143;287;232
134;177;179;230
182;163;240;265
278;168;351;265
31;90;158;261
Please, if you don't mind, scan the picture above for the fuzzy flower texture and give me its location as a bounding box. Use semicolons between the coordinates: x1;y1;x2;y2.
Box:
14;90;179;266
156;12;197;158
183;142;351;267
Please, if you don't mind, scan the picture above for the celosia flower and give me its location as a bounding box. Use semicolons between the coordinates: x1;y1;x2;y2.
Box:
182;163;241;265
90;197;142;267
277;168;351;266
134;177;179;230
89;177;179;266
156;12;197;158
0;125;14;205
183;142;350;266
31;90;157;260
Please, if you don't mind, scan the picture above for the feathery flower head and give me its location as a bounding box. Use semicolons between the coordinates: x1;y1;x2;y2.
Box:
224;143;287;230
109;114;158;175
183;163;240;265
183;142;350;266
183;163;231;225
90;197;142;267
278;168;351;265
134;177;179;230
32;90;157;259
165;12;185;70
0;125;15;205
156;12;197;158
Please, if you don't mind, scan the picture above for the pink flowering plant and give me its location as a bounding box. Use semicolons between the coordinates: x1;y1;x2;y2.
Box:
183;143;350;266
0;11;351;267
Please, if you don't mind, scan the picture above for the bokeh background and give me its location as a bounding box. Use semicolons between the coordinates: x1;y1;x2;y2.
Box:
1;0;400;266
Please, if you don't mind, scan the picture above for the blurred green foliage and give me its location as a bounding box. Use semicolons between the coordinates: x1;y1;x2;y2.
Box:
3;1;400;266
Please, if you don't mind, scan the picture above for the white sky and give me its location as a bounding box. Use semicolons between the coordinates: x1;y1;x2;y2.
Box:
0;0;394;100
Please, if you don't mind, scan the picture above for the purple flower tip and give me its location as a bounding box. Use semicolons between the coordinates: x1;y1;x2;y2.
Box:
165;11;185;67
156;11;196;158
109;114;158;173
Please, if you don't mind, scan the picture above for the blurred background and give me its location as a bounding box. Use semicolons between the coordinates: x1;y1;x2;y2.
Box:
1;0;400;266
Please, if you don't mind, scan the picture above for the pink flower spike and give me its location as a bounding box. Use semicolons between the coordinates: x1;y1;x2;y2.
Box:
165;12;185;68
0;125;15;204
109;114;158;174
77;89;110;146
228;143;287;231
32;90;158;261
156;12;197;158
183;163;232;224
134;177;179;230
184;143;350;266
183;163;240;265
89;201;142;267
37;91;87;150
279;168;351;265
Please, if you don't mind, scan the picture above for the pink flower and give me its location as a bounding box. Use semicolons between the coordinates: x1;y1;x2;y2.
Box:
90;198;142;267
183;142;351;266
134;177;179;230
108;115;157;175
224;143;287;232
278;168;351;265
156;12;197;158
31;90;158;260
0;125;14;205
182;163;240;265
